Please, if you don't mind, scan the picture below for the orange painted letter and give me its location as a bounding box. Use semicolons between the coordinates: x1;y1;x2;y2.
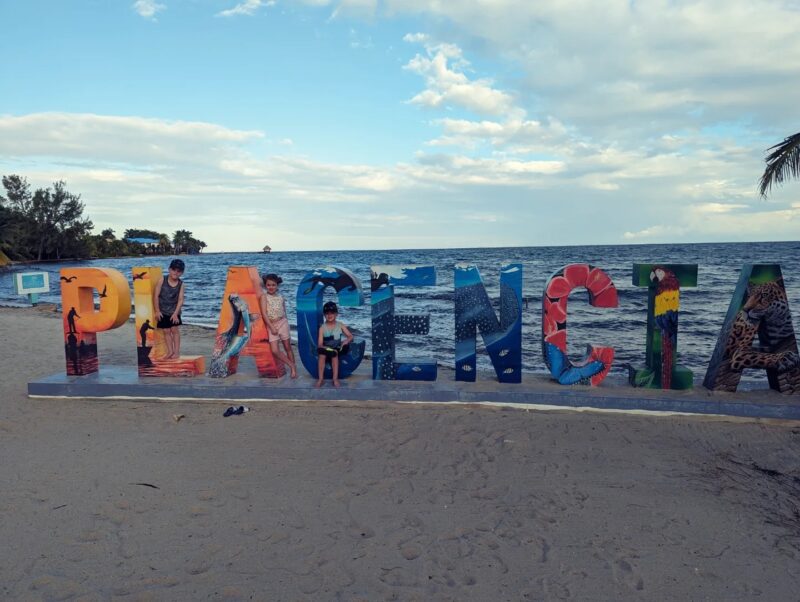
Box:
213;266;284;377
60;267;131;376
132;266;204;377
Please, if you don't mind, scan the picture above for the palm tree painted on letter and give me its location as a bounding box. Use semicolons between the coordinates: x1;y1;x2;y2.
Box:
759;132;800;198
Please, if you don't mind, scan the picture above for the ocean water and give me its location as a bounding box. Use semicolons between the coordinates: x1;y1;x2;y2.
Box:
2;241;799;378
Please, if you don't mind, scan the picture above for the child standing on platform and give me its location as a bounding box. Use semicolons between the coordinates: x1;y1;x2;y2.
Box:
259;273;298;378
316;301;353;388
153;258;186;359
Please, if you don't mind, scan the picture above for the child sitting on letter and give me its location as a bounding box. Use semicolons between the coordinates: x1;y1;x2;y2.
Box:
316;301;353;388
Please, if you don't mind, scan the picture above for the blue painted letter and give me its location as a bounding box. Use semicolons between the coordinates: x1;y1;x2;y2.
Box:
371;265;437;380
454;264;522;383
296;266;365;379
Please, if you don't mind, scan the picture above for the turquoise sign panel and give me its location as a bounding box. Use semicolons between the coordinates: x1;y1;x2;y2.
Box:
15;271;50;294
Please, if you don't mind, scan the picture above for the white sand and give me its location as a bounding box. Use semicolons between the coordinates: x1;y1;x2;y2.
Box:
2;305;799;600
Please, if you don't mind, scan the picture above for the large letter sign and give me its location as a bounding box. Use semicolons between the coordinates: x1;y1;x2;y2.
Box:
704;264;800;394
371;265;437;380
211;266;283;378
132;266;204;377
542;264;618;385
60;267;131;376
455;263;522;383
296;266;365;379
628;264;697;389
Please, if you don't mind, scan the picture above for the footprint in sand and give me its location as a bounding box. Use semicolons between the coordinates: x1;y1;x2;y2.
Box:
28;575;87;599
196;489;216;501
595;542;645;593
612;557;645;591
346;523;375;539
538;576;571;600
379;566;418;587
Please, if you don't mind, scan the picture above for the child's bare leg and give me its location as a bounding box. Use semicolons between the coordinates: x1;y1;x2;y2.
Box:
162;328;174;359
282;339;298;378
332;356;340;387
173;327;181;358
315;355;325;387
269;340;294;376
166;328;178;359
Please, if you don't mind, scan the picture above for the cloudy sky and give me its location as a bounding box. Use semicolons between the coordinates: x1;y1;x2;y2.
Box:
1;0;798;252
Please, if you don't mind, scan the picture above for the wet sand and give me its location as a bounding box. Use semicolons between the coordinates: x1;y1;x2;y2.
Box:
2;305;799;600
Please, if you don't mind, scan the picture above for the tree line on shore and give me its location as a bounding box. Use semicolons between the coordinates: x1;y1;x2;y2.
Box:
0;175;206;262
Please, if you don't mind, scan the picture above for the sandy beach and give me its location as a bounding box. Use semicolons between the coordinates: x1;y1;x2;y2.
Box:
2;305;800;600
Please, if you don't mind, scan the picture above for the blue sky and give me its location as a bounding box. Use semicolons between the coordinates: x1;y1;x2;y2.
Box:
1;0;798;251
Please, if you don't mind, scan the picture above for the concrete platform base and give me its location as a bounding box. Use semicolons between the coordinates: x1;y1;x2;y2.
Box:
28;366;800;420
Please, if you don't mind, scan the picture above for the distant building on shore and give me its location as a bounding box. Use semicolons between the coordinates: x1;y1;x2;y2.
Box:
263;245;272;253
125;237;161;249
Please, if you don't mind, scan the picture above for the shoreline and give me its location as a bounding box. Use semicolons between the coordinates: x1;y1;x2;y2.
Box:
0;252;188;268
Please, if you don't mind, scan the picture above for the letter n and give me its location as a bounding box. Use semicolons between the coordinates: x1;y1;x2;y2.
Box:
455;263;522;383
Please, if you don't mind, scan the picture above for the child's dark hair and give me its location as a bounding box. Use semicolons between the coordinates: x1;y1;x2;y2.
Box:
323;301;338;314
262;273;282;285
169;259;185;272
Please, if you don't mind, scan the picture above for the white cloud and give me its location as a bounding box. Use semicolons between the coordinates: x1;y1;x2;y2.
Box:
0;113;263;168
403;35;518;117
217;0;275;17
623;225;688;241
385;0;800;138
427;117;570;154
2;106;796;250
405;153;565;187
692;202;750;214
622;199;799;243
132;0;165;19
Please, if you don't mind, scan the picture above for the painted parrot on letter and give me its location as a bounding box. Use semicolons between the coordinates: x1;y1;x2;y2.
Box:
651;267;679;388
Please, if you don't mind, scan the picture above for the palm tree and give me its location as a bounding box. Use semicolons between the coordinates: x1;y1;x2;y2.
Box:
759;132;800;198
158;233;172;254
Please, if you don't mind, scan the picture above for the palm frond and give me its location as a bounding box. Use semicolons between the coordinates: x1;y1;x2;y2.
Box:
759;132;800;198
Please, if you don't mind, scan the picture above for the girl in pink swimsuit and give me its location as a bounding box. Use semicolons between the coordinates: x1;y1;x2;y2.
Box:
259;273;298;378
